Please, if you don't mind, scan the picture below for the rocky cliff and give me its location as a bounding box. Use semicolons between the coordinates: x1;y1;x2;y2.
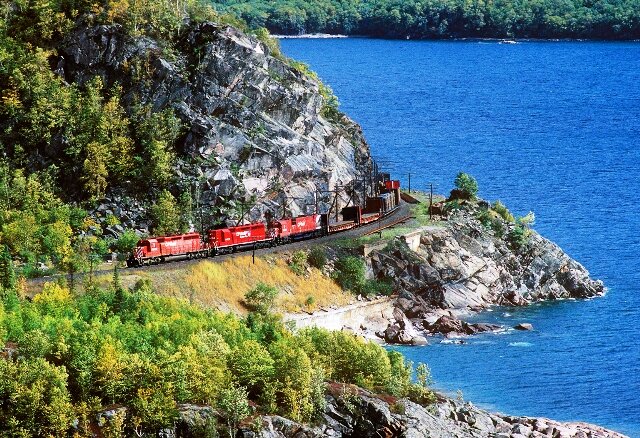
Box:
337;208;603;342
56;20;371;230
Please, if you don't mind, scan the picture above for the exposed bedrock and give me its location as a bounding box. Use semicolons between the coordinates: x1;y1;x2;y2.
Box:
58;21;372;230
364;210;604;339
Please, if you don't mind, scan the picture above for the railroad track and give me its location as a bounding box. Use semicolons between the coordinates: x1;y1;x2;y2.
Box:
362;215;413;236
27;201;415;289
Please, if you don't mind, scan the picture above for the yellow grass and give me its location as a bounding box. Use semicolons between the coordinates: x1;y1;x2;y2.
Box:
183;256;351;314
93;255;351;315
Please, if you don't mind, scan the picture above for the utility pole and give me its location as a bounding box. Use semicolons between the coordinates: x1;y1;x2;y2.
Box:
429;183;433;220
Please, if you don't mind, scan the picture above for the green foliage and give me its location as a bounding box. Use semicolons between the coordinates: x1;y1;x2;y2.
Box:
0;277;426;435
244;282;279;314
212;0;640;40
113;229;141;257
150;189;181;235
218;385;250;438
307;246;327;269
332;256;365;294
0;245;16;293
453;172;479;200
492;200;515;223
132;106;182;190
228;340;275;395
0;358;75;436
507;212;535;251
289;250;308;276
407;362;436;405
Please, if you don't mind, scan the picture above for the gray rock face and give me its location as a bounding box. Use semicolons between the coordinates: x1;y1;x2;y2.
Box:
369;211;604;313
59;21;372;226
234;388;627;438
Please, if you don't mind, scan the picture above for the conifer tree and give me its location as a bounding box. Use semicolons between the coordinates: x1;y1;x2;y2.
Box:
0;245;16;292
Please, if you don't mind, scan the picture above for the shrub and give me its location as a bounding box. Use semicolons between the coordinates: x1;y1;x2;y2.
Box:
219;385;251;438
507;212;535;251
307;247;327;270
452;172;478;200
408;363;437;405
289;251;307;276
332;256;365;293
113;229;140;258
491;200;515;223
362;279;394;297
244;282;279;314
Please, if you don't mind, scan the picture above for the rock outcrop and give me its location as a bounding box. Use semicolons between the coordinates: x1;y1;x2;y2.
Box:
365;210;604;337
57;21;372;232
231;386;626;438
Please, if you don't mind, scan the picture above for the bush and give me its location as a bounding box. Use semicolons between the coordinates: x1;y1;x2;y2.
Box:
244;282;279;314
507;212;535;251
452;172;478;200
362;279;394;297
332;256;365;293
307;247;327;270
491;200;515;223
289;251;307;276
113;229;141;258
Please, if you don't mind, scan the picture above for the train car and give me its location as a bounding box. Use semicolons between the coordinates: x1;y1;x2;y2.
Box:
364;193;394;214
384;180;400;190
268;214;323;244
128;232;203;266
208;222;271;254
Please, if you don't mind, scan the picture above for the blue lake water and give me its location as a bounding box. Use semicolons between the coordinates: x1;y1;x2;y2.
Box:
280;39;640;436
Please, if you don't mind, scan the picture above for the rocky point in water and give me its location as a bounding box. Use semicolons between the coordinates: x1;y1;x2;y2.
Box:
360;206;605;342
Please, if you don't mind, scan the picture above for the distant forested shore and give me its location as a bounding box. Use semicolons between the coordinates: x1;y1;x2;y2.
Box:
210;0;640;40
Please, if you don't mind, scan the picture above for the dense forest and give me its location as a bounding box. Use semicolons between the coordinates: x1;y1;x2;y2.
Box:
211;0;640;39
0;263;433;435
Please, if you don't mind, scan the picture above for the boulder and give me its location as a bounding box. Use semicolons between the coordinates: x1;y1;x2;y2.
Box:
514;323;534;331
411;336;428;346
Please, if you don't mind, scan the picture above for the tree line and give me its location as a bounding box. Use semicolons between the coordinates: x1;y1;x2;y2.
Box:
211;0;640;39
0;265;435;436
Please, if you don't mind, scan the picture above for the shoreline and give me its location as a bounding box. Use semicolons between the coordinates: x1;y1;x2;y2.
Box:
274;33;640;43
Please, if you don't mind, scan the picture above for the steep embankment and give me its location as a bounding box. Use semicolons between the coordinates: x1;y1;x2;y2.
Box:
61;21;371;228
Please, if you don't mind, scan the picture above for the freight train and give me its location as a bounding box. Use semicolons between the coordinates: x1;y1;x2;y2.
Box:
127;180;401;267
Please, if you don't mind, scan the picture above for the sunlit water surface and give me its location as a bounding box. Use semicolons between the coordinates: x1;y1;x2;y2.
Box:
281;38;640;436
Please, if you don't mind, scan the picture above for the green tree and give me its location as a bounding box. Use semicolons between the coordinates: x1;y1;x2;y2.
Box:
0;358;75;436
150;189;180;235
453;172;479;200
0;245;16;292
218;385;250;438
228;339;274;396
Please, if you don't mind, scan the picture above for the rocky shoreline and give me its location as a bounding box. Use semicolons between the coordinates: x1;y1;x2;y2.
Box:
159;382;626;438
343;207;602;345
277;207;622;437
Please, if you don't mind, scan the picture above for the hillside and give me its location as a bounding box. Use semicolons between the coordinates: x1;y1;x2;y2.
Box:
211;0;640;39
0;0;371;275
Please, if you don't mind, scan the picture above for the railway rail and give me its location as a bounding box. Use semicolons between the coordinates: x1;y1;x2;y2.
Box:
27;199;414;289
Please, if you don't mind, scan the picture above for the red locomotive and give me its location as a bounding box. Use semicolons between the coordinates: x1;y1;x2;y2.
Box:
127;181;401;267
